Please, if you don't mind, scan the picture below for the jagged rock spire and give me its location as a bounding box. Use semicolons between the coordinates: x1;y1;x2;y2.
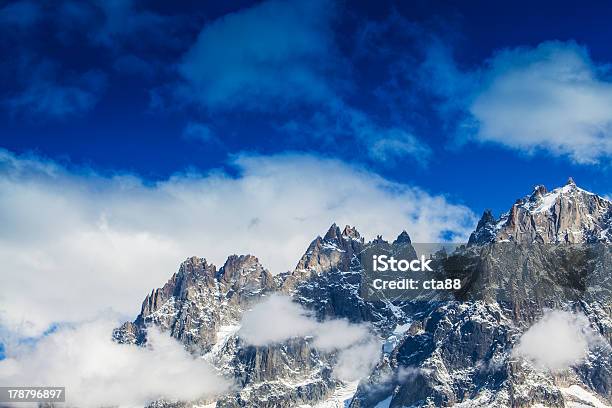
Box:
478;209;495;225
393;230;411;245
468;210;498;246
323;223;342;241
530;185;548;200
218;254;264;283
342;225;361;239
566;176;576;186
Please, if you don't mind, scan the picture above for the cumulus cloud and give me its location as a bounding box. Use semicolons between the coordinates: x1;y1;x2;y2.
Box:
239;295;380;381
423;40;612;164
0;318;230;407
331;340;381;382
0;149;475;337
513;310;603;371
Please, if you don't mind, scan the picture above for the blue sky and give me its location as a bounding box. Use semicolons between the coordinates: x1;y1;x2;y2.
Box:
1;0;611;217
1;0;612;379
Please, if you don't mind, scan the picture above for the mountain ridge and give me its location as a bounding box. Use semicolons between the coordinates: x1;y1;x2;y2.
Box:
469;178;611;246
114;180;612;408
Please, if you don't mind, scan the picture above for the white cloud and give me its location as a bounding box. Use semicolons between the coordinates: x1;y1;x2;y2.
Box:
472;42;612;164
424;40;612;164
238;295;317;345
238;295;380;382
368;132;430;164
0;149;475;338
512;310;602;371
396;366;431;381
313;319;372;351
331;339;381;382
0;318;231;408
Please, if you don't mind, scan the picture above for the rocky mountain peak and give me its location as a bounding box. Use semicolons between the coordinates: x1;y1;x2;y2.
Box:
113;252;277;355
218;254;275;306
280;223;367;292
470;180;611;245
218;254;263;283
179;256;214;275
467;210;498;246
393;230;412;245
136;256;214;314
175;256;217;288
342;224;361;240
372;234;387;244
323;223;342;241
136;257;216;317
479;209;495;225
530;184;548;200
113;181;612;408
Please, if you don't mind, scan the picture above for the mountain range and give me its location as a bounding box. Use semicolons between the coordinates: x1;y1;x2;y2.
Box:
114;179;612;408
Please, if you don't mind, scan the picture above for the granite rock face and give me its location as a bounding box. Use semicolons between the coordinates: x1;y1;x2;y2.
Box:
115;180;611;408
215;338;337;408
114;255;275;354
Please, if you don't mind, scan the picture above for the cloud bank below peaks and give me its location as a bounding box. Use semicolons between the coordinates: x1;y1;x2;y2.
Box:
239;295;381;382
0;318;231;408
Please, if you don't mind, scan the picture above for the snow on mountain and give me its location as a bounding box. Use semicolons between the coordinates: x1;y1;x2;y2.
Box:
113;180;611;408
469;178;612;245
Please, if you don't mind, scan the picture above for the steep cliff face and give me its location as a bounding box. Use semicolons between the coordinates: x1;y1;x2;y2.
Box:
215;338;337;408
115;180;611;408
113;255;275;354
